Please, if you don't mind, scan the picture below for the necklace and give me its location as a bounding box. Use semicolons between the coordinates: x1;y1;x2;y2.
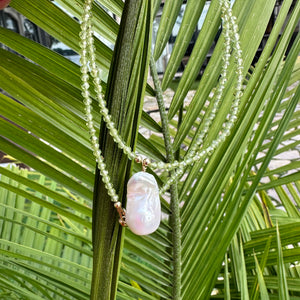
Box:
79;0;243;235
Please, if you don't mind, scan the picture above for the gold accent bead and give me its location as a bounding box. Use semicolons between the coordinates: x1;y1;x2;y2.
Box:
142;158;151;172
143;158;151;166
135;156;143;164
119;219;127;227
114;202;121;208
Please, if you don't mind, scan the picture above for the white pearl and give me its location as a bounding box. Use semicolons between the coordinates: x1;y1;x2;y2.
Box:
126;172;161;235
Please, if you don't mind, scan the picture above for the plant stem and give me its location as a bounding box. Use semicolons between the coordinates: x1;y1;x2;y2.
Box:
175;104;183;161
150;55;181;299
91;1;148;299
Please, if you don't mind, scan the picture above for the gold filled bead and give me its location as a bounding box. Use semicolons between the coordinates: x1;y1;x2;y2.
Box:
114;202;121;208
142;158;151;172
143;158;151;166
135;156;143;164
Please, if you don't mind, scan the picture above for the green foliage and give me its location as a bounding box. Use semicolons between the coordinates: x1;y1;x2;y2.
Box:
0;166;92;299
0;0;299;299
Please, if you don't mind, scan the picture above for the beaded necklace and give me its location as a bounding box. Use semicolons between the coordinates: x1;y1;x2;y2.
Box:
80;0;243;235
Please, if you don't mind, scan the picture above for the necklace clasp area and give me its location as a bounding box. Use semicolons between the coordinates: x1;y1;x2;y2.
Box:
114;202;127;227
135;156;150;172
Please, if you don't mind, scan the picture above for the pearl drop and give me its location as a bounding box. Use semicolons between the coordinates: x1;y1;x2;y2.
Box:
126;172;161;235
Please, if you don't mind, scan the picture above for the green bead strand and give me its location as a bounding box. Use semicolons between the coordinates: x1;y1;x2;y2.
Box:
159;0;244;194
83;1;137;161
151;0;243;174
80;0;119;202
80;0;243;199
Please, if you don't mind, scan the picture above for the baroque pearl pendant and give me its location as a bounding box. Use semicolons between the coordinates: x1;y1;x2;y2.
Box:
126;172;161;235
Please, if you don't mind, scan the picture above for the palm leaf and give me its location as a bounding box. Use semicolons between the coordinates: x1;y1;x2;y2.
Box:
90;0;153;298
0;0;299;299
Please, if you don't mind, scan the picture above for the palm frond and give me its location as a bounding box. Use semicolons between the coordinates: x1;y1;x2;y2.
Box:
0;0;299;299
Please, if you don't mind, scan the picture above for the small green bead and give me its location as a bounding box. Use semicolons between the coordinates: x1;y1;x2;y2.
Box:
157;161;165;169
112;195;119;202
